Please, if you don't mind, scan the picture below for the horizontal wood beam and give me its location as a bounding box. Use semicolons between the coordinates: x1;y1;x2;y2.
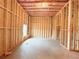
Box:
23;7;61;9
24;8;60;12
29;14;56;16
20;2;66;5
18;1;68;3
21;5;64;8
28;11;57;13
26;10;58;12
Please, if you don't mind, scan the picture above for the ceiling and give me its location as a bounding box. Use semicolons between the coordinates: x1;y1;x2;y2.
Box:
17;0;68;16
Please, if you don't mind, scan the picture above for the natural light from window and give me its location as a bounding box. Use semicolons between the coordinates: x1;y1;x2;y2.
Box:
23;24;28;37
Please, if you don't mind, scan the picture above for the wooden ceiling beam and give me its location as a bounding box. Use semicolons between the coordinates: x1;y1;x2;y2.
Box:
20;3;66;6
17;0;68;16
23;7;61;9
26;10;58;12
28;13;57;16
21;5;64;8
23;6;63;8
18;1;68;3
20;2;66;8
28;11;57;13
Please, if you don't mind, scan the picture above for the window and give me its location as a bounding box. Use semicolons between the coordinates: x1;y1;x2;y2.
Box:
23;24;28;37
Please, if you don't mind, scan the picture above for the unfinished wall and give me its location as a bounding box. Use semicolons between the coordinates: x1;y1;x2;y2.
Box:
29;16;52;38
0;0;29;56
52;2;69;48
69;0;79;51
52;0;79;51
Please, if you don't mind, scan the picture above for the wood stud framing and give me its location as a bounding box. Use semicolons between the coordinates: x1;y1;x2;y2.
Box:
29;16;52;39
52;0;79;51
0;0;29;56
29;0;79;51
0;0;79;56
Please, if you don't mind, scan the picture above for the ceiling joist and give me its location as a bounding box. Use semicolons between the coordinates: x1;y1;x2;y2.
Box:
17;0;69;16
18;0;68;3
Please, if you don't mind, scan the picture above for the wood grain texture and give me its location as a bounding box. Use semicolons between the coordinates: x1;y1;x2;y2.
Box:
52;0;79;51
30;16;52;38
0;0;29;56
17;0;68;16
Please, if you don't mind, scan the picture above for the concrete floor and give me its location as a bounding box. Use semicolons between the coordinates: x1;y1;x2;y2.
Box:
2;37;79;59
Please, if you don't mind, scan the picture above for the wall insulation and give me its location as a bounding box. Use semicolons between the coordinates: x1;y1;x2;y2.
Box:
0;0;29;56
52;0;79;51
